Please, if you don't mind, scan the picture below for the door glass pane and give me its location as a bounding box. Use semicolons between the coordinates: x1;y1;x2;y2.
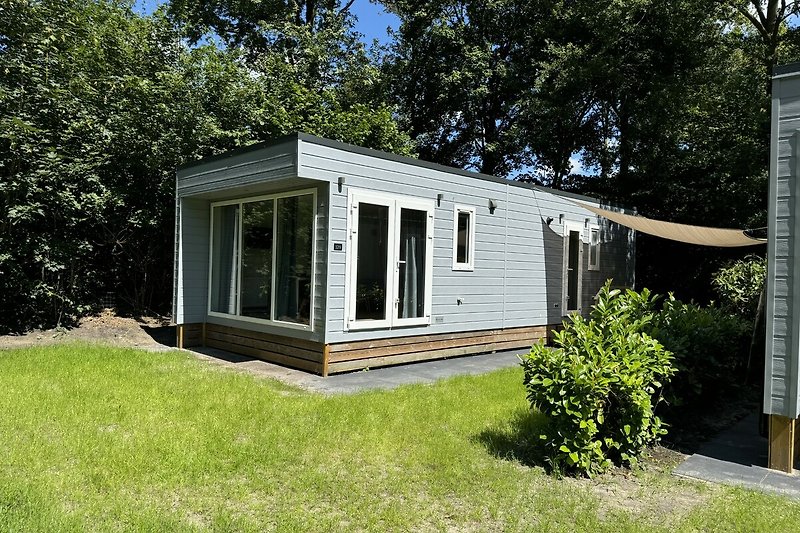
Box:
398;208;427;319
210;204;240;314
590;229;599;267
355;203;389;321
567;230;580;310
275;194;314;325
240;200;274;319
456;211;470;264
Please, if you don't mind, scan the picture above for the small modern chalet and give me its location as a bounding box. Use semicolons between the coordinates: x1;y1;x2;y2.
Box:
173;133;635;375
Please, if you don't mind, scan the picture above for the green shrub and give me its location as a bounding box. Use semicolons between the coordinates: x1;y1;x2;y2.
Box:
651;297;751;408
712;255;766;319
520;282;675;476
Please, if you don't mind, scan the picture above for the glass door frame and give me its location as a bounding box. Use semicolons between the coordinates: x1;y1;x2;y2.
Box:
346;189;435;330
561;221;584;315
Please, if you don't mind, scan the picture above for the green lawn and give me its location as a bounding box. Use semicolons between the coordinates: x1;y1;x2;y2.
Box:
0;344;796;532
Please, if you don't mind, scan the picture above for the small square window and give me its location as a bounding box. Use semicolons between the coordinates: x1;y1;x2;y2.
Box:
588;227;601;271
453;206;475;271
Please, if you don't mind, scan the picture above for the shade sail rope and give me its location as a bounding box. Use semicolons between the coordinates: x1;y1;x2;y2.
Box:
573;201;766;248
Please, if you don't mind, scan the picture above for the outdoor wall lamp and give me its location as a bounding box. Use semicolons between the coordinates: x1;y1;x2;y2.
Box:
488;198;498;214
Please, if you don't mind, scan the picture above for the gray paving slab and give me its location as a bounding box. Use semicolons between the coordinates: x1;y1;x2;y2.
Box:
674;413;800;499
185;346;526;393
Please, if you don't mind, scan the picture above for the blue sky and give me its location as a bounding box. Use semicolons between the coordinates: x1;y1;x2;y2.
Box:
133;0;399;45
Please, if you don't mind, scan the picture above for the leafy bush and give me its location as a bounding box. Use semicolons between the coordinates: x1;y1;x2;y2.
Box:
712;255;766;319
651;297;751;408
520;283;675;476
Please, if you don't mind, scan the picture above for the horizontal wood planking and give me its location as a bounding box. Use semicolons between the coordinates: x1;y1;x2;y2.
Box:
329;325;544;352
326;325;548;371
206;324;324;352
205;330;323;363
327;338;539;374
206;338;323;374
204;323;325;374
309;139;635;345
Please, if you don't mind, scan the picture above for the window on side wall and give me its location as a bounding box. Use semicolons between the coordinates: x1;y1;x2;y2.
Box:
452;206;475;271
588;226;600;271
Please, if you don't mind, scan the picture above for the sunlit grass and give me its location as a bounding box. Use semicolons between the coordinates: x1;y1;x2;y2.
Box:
0;344;795;531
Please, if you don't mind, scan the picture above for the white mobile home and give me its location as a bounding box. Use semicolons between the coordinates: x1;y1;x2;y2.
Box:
174;133;635;375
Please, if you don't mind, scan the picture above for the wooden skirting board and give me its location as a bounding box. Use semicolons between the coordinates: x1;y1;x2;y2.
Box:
203;324;326;375
326;326;547;374
176;323;549;377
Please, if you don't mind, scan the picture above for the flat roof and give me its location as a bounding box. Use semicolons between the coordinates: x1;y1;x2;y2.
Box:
773;62;800;78
178;132;626;209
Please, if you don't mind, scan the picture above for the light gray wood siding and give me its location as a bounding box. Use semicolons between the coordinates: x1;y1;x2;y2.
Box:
298;139;634;344
765;72;800;418
176;139;297;197
174;197;210;324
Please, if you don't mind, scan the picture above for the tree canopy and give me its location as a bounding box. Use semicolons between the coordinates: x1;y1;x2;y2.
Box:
1;0;797;331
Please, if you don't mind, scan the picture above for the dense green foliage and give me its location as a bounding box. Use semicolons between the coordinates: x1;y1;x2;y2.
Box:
521;283;675;476
521;280;755;475
0;0;409;332
712;255;767;319
652;297;752;409
2;343;799;531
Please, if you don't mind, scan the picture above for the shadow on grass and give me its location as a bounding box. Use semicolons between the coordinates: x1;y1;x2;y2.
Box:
473;408;551;469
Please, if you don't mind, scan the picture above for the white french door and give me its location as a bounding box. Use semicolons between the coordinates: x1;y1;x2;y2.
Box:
346;190;434;330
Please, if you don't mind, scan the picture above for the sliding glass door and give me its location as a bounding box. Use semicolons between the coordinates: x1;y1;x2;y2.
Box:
347;191;434;330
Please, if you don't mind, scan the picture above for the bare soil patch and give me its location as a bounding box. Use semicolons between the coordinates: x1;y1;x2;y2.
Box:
0;309;174;351
566;446;712;527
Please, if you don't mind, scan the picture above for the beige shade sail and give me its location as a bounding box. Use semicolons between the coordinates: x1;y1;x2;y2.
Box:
574;201;765;248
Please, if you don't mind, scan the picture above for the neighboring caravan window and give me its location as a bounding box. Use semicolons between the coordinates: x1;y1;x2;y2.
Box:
588;227;600;271
208;190;316;329
452;206;475;271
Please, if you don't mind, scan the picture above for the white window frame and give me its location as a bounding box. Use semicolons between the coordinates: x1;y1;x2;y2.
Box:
562;221;585;314
207;188;317;332
588;225;601;271
345;189;435;330
452;205;476;271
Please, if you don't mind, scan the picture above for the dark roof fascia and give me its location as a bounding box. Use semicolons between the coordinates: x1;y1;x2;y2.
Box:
773;62;800;77
177;131;630;211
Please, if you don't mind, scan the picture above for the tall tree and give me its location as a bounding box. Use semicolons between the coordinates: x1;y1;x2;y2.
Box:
382;0;546;177
0;0;410;332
